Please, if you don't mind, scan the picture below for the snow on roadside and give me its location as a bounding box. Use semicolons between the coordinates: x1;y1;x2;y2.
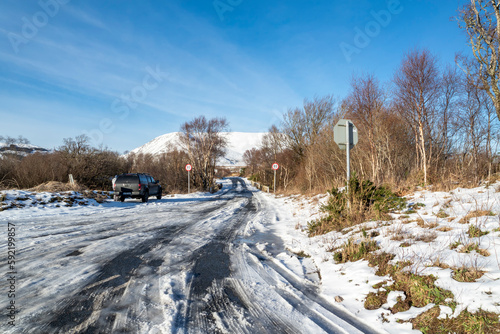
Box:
0;189;110;213
253;182;500;333
2;178;500;333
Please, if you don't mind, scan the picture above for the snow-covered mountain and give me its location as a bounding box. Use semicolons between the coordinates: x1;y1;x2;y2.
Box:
0;142;49;157
127;132;266;166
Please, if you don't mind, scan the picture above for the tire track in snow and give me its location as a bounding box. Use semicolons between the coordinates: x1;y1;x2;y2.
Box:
174;179;300;333
26;192;238;333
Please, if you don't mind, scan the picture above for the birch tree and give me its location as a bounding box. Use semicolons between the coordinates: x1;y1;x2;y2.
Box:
393;49;441;185
344;73;385;183
458;0;500;120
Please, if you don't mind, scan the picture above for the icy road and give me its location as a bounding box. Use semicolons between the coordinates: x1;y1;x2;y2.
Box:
1;178;383;334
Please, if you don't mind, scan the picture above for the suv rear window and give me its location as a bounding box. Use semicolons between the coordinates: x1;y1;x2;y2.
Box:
117;175;139;183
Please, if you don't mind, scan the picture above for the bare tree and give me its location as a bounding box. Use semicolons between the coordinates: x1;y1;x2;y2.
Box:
281;107;307;158
455;70;498;182
344;73;385;183
393;49;442;185
260;125;285;161
457;0;500;120
178;116;229;191
243;148;260;175
281;95;336;159
459;75;487;181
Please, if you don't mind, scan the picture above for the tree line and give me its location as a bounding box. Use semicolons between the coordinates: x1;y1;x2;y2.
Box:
0;116;230;193
243;47;499;193
2;1;498;195
242;1;500;193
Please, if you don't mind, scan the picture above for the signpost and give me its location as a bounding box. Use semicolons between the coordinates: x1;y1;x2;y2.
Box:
185;164;192;194
333;119;358;200
272;163;279;194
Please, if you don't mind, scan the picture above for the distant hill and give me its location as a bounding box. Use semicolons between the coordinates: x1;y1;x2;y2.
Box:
0;142;49;158
128;132;266;166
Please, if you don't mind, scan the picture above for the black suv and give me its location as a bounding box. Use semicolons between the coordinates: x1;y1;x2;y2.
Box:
113;173;162;202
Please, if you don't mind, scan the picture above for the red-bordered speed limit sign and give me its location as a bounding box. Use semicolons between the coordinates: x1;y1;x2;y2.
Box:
272;163;279;170
185;164;192;171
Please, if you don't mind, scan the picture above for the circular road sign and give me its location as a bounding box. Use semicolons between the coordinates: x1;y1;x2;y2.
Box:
272;163;280;170
185;164;192;172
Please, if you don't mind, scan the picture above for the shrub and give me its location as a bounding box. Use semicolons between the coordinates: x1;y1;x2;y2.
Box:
452;266;485;282
308;174;406;236
333;238;379;263
468;224;489;238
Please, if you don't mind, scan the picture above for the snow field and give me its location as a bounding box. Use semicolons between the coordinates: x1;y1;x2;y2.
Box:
2;178;500;333
265;182;500;333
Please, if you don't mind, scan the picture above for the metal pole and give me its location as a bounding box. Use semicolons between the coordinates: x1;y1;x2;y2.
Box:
188;170;190;194
346;121;351;208
274;169;276;195
346;120;351;183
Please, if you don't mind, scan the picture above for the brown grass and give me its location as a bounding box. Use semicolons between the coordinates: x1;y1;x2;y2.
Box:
366;252;395;276
459;210;496;224
417;218;439;229
452;266;485;282
457;241;490;256
29;181;83;192
411;307;500;333
364;291;387;310
436;226;452;232
415;231;438;243
435;210;449;218
430;257;450;269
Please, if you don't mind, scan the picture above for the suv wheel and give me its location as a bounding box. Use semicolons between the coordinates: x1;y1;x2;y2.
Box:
142;190;149;203
157;189;162;200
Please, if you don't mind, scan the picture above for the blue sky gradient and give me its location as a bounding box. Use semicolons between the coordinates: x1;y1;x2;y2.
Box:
1;0;468;153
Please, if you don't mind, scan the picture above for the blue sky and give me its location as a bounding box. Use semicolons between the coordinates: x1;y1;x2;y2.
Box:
0;0;468;153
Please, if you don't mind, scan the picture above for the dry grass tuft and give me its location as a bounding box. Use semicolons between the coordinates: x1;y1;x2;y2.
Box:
436;226;453;232
468;224;489;238
333;238;379;263
459;210;496;224
415;231;438;243
366;252;395;276
364;291;388;310
411;307;500;333
452;266;485;282
430;257;450;269
435;209;449;218
29;181;83;192
417;218;439;229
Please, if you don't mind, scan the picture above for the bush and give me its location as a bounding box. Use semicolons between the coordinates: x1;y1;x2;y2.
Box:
333;238;379;263
308;174;406;236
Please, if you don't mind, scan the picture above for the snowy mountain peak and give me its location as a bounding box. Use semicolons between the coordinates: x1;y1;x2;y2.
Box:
128;132;266;166
0;142;49;157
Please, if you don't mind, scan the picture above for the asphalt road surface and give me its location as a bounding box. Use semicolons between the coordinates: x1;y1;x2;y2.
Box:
1;178;383;334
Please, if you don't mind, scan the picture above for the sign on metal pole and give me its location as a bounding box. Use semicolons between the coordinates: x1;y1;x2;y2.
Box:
333;119;358;201
272;163;279;194
185;164;192;193
333;119;358;151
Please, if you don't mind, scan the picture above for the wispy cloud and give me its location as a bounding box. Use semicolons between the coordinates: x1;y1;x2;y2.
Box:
64;6;109;31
